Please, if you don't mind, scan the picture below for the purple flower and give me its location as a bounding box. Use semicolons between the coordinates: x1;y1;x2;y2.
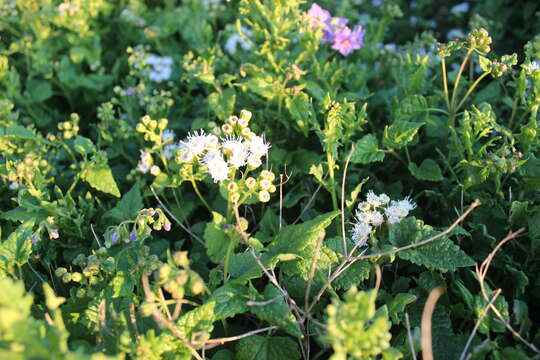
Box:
50;230;59;239
31;235;39;244
307;4;331;29
321;17;349;44
111;233;119;243
129;233;137;242
331;25;366;56
125;88;134;95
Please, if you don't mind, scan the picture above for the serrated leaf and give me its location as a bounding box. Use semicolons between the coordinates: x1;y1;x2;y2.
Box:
267;211;340;279
0;221;35;267
388;217;475;272
204;212;230;263
382;121;423;149
286;92;316;135
228;253;262;281
104;182;143;222
235;335;300;360
209;283;248;320
408;159;443;181
249;285;301;337
351;134;385;164
394;95;427;121
82;165;120;197
177;302;216;340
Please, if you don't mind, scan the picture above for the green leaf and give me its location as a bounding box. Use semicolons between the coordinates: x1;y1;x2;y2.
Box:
388;217;475;272
408;159;443;181
286;92;316;135
267;211;340;279
204;212;230;263
209;283;248;320
509;201;528;226
228;253;262;281
208;88;236;121
235;335;300;360
382;121;423;149
393;95;427;121
103;182;143;222
351;134;385;164
177;302;216;341
0;221;35;268
73;136;96;155
26;80;53;103
249;285;301;337
478;56;492;72
387;293;417;324
0;125;51;144
82;165;120;198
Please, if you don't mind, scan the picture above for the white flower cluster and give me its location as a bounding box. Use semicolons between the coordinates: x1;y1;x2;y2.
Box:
120;8;146;27
350;191;416;246
224;27;253;55
145;54;173;83
175;126;270;183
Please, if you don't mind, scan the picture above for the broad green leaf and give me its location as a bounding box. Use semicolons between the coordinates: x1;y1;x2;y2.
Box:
73;136;96;155
0;125;51;144
509;201;528;226
267;211;340;279
351;134;385;164
393;95;427;121
82;165;120;198
110;271;135;298
104;182;143;222
0;221;35;268
387;293;417;324
209;283;248;320
235;335;300;360
177;302;216;341
388;217;475;272
286;92;316;135
204;212;230;263
228;252;262;281
408;159;443;181
249;284;301;337
247;75;275;100
382;121;423;149
26;79;52;103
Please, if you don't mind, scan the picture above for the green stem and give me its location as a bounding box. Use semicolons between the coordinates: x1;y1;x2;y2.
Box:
190;178;211;212
454;72;490;113
450;48;474;110
222;237;236;284
441;57;451;110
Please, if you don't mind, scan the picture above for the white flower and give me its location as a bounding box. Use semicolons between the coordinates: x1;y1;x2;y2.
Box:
222;137;249;168
384;197;416;224
162;129;175;143
366;190;389;207
9;181;19;190
247;154;262;169
530;61;540;72
179;131;211;157
145;54;173;83
179;149;195;163
357;210;384;227
137;151;153;173
248;135;270;158
350;221;372;246
451;2;469;15
203;152;229;183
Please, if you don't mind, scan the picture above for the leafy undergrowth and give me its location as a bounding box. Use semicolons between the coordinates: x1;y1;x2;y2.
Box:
1;0;540;359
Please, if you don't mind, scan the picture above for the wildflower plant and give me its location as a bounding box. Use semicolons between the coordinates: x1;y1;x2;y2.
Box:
1;1;540;360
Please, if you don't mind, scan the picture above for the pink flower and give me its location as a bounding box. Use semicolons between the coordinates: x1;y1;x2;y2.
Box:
331;25;366;56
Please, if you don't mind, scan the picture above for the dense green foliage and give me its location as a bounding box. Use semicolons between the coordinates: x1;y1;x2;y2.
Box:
1;0;540;359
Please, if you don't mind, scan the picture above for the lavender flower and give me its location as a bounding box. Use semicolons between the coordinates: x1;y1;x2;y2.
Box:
50;230;59;239
31;235;39;244
331;25;366;56
307;3;331;29
125;88;134;95
129;233;137;242
111;233;119;243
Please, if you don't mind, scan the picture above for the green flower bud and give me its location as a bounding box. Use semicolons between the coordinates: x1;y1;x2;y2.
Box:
258;190;270;203
141;115;151;125
55;267;67;277
190;279;205;295
136;123;146;133
173;251;189;268
245;177;257;189
62;273;72;283
239;109;252;122
158;118;168;130
149;120;158;129
76;288;86;298
227;115;238;124
71;272;83;282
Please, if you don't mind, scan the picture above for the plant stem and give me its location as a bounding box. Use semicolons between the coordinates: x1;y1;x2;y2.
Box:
189;177;211;212
454;72;490;112
441;57;450;110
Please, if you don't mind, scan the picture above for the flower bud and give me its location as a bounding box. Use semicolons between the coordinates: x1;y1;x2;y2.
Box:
173;251;189;268
258;190;270;203
239;109;252;122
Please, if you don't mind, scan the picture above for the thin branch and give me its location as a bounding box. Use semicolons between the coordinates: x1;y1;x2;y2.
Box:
475;228;540;354
141;274;204;360
129;302;140;340
90;224;102;247
246;295;283;307
421;286;445;360
373;263;382;294
305;233;325;315
341;144;355;257
150;186;204;246
293;174;328;225
459;289;501;360
203;326;278;350
405;312;417;360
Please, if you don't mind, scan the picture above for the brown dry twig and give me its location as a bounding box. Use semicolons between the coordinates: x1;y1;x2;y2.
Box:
474;228;540;354
421;286;445;360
